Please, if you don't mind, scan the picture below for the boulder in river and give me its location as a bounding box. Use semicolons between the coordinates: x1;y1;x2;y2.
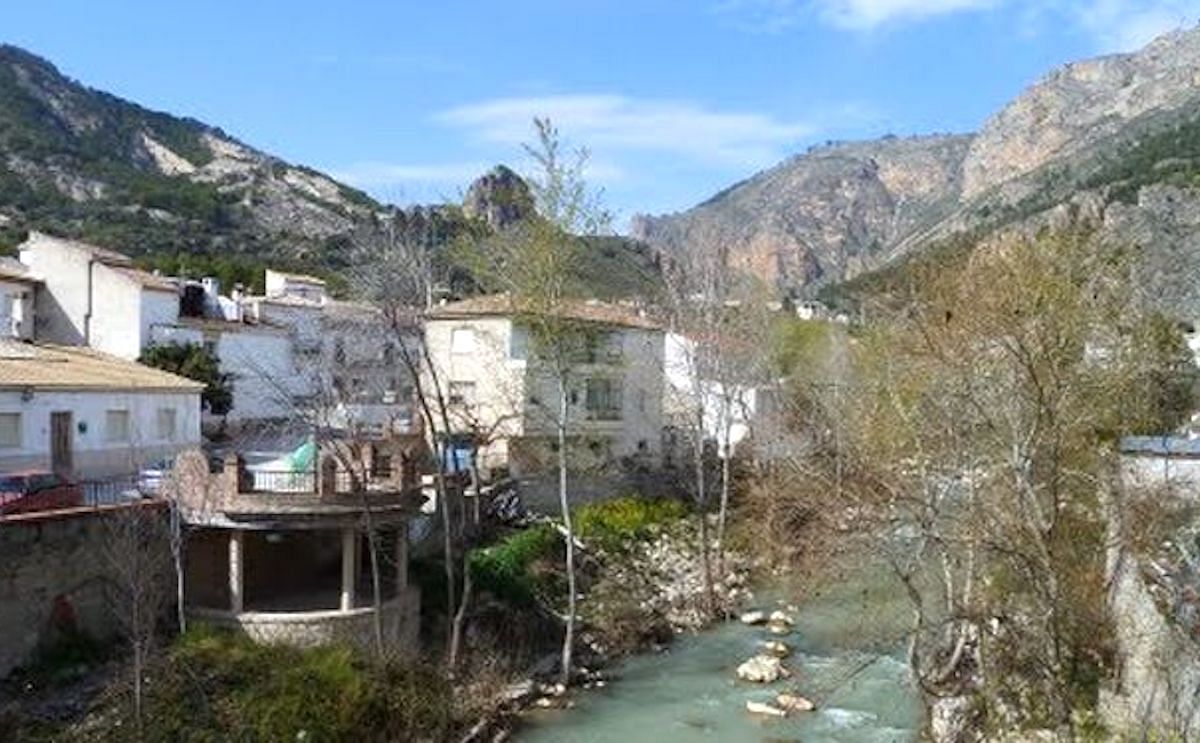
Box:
736;655;789;683
776;692;816;712
769;610;795;626
740;610;767;625
745;700;788;717
760;640;791;658
767;621;792;636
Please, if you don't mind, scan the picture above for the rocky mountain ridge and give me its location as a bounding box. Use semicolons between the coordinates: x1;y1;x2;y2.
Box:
633;26;1200;306
0;45;660;298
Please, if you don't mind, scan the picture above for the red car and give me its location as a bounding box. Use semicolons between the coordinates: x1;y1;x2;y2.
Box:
0;471;84;516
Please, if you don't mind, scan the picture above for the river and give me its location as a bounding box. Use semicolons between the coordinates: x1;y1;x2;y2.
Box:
517;558;922;742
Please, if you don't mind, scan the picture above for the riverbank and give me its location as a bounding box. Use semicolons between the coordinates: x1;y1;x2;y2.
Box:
515;551;922;741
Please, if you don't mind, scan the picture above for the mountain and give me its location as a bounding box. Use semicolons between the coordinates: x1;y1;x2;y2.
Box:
633;27;1200;315
0;45;661;300
0;44;387;271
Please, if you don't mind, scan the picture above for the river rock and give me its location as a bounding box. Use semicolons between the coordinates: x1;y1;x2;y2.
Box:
760;640;791;658
736;655;788;683
776;692;815;712
500;679;535;704
769;610;795;626
767;621;792;636
745;700;788;717
740;610;767;625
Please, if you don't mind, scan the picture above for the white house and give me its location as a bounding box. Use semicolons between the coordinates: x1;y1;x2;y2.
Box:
424;294;664;476
0;258;39;341
17;233;413;434
20;232;179;360
0;341;202;479
663;331;786;463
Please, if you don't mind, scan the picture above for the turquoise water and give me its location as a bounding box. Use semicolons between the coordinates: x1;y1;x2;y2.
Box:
517;563;922;742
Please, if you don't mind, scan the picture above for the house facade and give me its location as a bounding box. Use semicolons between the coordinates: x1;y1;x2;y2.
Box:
424;295;664;476
17;233;416;435
0;342;202;480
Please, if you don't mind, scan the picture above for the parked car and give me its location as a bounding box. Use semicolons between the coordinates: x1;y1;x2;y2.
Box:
0;471;84;515
135;458;174;496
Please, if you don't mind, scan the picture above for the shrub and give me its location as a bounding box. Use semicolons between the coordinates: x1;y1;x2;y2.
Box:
97;627;456;742
469;524;561;605
575;495;687;550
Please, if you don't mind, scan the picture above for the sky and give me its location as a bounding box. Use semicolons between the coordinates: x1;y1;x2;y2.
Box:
6;1;1200;228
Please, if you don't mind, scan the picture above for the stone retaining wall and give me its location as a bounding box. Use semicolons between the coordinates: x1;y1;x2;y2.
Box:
189;587;421;654
0;504;167;678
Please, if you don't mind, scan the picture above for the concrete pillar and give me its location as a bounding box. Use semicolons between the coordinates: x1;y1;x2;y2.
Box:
395;528;409;594
340;528;356;611
229;530;244;614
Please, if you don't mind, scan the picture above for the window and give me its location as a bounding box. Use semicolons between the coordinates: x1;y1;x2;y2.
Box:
448;381;476;406
105;410;130;443
510;326;529;360
451;328;476;354
156;408;177;441
0;413;20;448
585;378;622;421
584;332;622;363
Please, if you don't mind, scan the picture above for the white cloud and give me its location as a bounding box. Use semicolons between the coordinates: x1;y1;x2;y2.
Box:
713;0;997;31
714;0;1199;49
815;0;999;29
1067;0;1200;52
436;94;814;168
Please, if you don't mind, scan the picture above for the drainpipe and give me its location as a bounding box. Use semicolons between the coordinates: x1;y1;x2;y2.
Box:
84;257;95;345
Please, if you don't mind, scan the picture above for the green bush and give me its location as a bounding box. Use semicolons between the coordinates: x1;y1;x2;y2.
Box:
109;626;456;742
575;495;687;550
469;524;561;605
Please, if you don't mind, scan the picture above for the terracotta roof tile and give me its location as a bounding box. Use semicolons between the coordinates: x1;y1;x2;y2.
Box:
0;342;203;392
428;293;662;330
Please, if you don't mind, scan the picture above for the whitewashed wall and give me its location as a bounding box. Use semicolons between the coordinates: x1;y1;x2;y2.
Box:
0;389;201;478
21;235;95;347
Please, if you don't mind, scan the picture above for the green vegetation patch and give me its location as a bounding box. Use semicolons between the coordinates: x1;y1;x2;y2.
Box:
575;495;688;551
106;626;456;742
469;523;562;606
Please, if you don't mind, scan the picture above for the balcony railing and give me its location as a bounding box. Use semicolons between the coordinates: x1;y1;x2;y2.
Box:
243;468;397;495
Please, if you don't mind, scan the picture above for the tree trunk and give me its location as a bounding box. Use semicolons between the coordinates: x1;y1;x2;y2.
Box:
449;554;472;672
715;396;733;580
694;414;715;617
558;381;577;686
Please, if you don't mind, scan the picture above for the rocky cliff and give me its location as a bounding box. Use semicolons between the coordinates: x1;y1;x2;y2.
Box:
631;134;971;292
635;26;1200;306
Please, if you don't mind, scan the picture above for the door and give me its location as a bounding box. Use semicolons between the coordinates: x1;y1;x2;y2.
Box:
50;411;73;478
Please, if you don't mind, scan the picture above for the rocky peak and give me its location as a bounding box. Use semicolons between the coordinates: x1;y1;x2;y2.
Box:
462;165;535;230
961;24;1200;198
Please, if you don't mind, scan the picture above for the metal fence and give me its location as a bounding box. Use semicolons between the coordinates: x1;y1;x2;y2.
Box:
0;474;158;522
243;468;395;495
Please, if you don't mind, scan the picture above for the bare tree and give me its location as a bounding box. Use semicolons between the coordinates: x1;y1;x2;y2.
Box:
459;118;612;685
100;502;171;738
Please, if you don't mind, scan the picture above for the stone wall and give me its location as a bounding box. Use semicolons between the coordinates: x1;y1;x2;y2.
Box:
0;504;168;678
1103;551;1200;737
188;588;420;654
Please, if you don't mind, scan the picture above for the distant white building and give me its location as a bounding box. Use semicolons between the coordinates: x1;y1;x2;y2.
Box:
17;233;414;434
663;331;786;463
0;341;202;479
20;232;179;360
424;294;665;476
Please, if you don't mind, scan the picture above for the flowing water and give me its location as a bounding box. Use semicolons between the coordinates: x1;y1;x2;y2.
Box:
517;558;922;742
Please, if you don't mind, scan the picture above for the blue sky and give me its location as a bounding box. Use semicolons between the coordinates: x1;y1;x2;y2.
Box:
6;1;1200;227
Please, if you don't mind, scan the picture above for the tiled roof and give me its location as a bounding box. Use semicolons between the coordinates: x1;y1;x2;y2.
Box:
0;342;203;393
0;258;39;285
427;293;662;330
111;266;178;293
